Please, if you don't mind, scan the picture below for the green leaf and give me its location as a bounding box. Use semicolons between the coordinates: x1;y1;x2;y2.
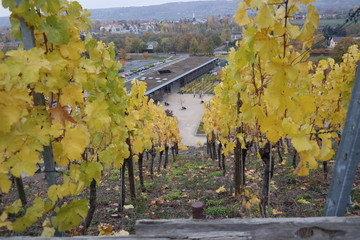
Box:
2;0;16;9
52;199;89;232
81;161;103;186
45;0;61;14
39;15;70;45
12;198;45;232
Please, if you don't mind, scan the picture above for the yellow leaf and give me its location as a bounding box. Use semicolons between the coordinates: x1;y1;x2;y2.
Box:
300;0;316;4
318;133;335;161
292;136;312;152
296;5;318;42
294;161;309;176
178;145;188;150
0;212;12;230
260;116;283;143
6;148;40;177
132;137;144;155
98;223;113;236
85;98;111;132
272;209;283;216
48;185;61;202
298;95;316;114
113;230;130;236
124;204;134;210
234;2;251;26
41;227;55;237
5;200;22;214
297;199;311;204
60;84;84;109
254;4;276;29
215;186;227;194
60;124;90;164
299;151;318;170
0;87;30;133
0;173;12;193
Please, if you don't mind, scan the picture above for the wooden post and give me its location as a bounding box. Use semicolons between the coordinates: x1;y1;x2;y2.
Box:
191;201;205;219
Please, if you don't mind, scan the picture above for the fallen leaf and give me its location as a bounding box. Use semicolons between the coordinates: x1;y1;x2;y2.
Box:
98;223;113;236
150;197;165;206
124;204;134;210
181;193;188;198
113;230;129;236
272;209;283;216
297;199;311;204
49;104;76;126
215;186;227;194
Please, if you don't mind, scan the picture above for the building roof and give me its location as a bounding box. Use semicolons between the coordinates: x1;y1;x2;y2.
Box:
332;36;344;43
125;57;216;95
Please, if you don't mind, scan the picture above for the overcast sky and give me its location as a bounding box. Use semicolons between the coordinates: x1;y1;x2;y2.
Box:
0;0;208;17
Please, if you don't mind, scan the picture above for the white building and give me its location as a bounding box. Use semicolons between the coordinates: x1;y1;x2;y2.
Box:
329;36;344;49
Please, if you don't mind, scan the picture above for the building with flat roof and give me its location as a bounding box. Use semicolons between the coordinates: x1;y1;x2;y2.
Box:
125;57;218;101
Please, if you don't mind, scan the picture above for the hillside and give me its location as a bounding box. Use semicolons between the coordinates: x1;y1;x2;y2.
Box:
88;0;359;21
89;1;239;21
0;0;358;28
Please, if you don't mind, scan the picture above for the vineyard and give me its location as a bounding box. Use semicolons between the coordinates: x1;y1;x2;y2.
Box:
179;74;219;95
1;0;360;238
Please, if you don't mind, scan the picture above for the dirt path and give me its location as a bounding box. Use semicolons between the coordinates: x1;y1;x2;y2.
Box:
161;93;212;146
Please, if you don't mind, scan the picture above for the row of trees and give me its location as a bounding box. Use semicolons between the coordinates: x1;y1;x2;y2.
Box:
96;16;239;55
0;0;182;236
203;0;360;216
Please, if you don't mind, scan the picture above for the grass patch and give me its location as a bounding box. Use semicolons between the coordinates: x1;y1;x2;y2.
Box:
171;167;187;176
296;193;312;200
108;175;119;181
163;189;182;200
206;199;226;206
144;182;154;190
205;206;228;216
209;171;223;177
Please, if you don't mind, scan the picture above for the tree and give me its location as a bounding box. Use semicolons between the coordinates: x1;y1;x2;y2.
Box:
189;38;199;56
180;33;193;52
331;37;360;62
312;34;328;49
143;51;149;59
119;48;127;59
200;38;215;55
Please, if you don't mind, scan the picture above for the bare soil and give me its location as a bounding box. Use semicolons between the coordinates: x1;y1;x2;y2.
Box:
1;146;359;237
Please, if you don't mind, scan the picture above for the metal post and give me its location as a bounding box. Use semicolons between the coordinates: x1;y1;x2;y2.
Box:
325;63;360;216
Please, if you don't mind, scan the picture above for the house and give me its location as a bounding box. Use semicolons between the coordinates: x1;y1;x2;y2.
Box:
100;24;126;34
231;32;243;42
129;25;139;33
146;41;159;52
329;36;344;49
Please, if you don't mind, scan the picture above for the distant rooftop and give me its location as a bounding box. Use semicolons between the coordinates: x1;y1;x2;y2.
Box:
125;57;216;95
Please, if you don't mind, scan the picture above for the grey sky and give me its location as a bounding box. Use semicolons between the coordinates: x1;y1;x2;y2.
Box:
0;0;208;17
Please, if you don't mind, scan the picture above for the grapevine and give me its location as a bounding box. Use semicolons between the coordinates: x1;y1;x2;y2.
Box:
0;0;182;235
203;0;360;214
